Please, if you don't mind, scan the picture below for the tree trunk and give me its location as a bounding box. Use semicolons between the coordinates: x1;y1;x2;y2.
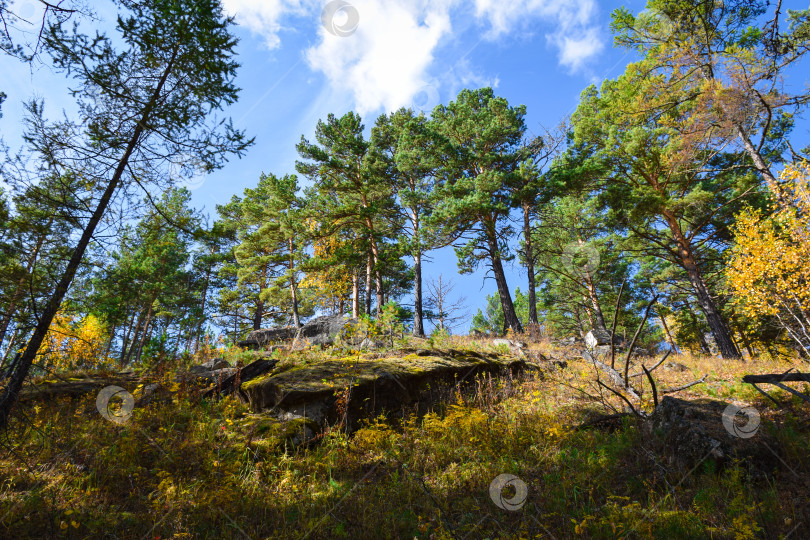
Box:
659;312;678;353
252;299;264;331
120;310;138;366
375;268;384;316
413;251;424;336
365;252;373;315
195;250;214;353
352;271;359;319
0;45;181;429
522;204;538;327
731;122;789;207
486;234;523;334
584;276;607;332
1;327;20;364
131;301;154;365
662;211;741;358
288;238;301;329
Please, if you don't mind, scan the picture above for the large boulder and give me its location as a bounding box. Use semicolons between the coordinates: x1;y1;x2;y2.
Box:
238;327;297;349
241;349;535;433
642;396;726;469
189;358;230;373
294;315;357;348
584;328;623;349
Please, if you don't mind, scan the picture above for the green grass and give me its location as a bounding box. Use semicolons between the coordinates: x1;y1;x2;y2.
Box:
0;342;807;539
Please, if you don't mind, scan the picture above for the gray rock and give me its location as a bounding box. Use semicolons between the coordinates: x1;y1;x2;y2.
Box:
665;361;689;372
203;358;230;371
359;338;385;350
188;358;230;374
135;383;172;407
584;328;623;349
238;327;297;349
295;315;357;347
642;396;725;469
190;367;238;385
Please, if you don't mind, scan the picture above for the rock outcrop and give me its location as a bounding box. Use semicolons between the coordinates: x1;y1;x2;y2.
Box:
238;327;297;349
584;328;623;349
641;396;726;469
293;314;357;348
241;349;536;433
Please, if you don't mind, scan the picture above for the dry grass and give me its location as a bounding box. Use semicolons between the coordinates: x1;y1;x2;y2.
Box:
0;338;808;539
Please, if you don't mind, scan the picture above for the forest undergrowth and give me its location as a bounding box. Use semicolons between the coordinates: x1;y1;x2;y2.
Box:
1;335;808;539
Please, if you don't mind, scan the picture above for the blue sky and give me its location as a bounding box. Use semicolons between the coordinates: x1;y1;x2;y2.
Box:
2;0;808;332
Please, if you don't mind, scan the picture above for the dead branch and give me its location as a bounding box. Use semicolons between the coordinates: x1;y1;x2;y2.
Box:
742;372;810;384
661;374;708;394
597;380;639;416
583;350;641;401
642;364;659;408
630;349;671;378
610;280;625;370
623;294;659;383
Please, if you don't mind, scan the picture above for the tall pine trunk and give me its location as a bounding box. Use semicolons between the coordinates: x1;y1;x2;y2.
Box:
663;211;740;358
365;252;373;315
375;269;384;316
351;271;359;318
522;204;538;327
486;234;523;334
288;238;301;328
584;275;607;332
0;47;179;429
412;251;424;336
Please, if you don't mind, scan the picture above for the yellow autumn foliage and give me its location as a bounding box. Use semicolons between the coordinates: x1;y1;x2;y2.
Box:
727;161;810;349
41;312;112;370
300;220;353;312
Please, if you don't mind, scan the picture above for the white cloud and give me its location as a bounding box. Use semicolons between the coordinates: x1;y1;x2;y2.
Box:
221;0;314;49
222;0;604;113
306;0;454;114
473;0;603;71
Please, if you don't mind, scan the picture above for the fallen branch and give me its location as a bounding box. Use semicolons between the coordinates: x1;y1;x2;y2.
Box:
642;364;659;408
623;295;659;383
661;374;708;394
765;381;810;404
597;380;639;416
583;350;641;401
742;372;810;384
742;371;810;405
630;349;671;378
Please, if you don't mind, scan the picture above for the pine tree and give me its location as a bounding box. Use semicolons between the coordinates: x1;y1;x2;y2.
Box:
370;108;446;335
0;0;251;428
296;112;400;316
430;88;532;334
